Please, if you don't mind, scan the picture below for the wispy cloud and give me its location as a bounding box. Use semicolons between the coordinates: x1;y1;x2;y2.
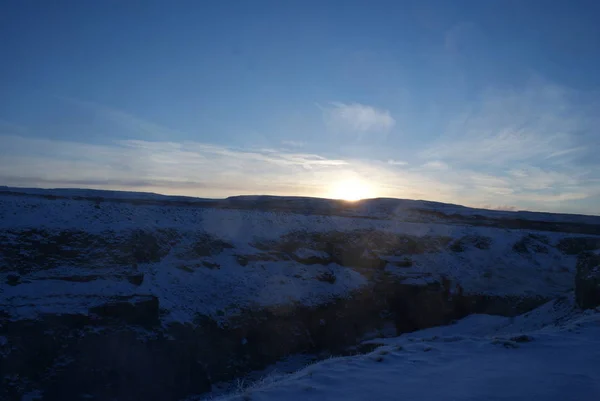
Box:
322;102;395;134
281;140;304;148
58;96;180;140
2;89;599;215
421;161;450;170
0;134;349;197
0;119;28;134
412;79;600;213
422;81;595;167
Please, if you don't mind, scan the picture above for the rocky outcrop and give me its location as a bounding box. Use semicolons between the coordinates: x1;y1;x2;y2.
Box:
450;235;492;252
512;234;549;254
575;252;600;309
558;237;600;255
1;225;575;400
0;273;549;401
88;295;160;326
0;314;210;401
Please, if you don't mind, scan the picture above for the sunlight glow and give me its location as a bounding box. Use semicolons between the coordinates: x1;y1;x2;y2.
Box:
329;178;375;201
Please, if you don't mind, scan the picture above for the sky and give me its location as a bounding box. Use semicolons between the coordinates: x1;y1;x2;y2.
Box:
1;0;600;214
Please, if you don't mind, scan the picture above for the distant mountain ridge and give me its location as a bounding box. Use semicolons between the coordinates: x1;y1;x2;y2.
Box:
1;185;600;230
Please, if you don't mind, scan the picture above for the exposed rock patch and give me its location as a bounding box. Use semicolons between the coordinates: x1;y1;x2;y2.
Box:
558;237;600;255
88;295;160;327
0;276;548;401
449;235;492;252
575;252;600;309
513;234;549;254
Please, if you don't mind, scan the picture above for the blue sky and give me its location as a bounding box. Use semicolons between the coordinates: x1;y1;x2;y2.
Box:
1;0;600;214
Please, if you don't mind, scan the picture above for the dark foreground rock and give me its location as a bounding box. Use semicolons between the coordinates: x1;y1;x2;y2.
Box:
575;252;600;309
0;274;548;401
88;295;160;326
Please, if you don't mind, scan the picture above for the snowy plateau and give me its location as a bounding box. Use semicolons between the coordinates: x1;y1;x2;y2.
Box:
0;186;599;401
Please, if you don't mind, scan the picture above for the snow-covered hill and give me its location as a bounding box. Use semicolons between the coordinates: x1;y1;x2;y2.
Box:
210;297;600;401
1;187;599;323
1;187;600;400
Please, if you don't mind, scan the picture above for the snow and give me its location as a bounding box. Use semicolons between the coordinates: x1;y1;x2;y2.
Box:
3;185;600;225
3;187;600;399
145;257;367;324
293;248;331;260
1;190;597;323
209;298;600;401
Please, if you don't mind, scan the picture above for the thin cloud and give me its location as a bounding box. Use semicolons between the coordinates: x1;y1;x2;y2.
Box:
0;176;208;190
281;140;304;148
323;102;395;134
422;81;596;167
1;132;598;214
4;93;598;215
0;119;28;134
545;147;586;160
0;134;349;198
421;161;450;170
413;79;600;213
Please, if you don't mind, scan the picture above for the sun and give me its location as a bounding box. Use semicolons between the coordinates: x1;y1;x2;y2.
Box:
329;178;374;201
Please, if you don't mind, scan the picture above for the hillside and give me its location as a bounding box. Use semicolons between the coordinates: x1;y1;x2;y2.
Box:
209;297;600;401
1;187;600;400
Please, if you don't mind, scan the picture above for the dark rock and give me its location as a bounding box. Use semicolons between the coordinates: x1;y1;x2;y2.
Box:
575;252;600;309
291;252;332;265
472;236;492;250
6;274;20;285
513;235;549;254
449;241;466;252
528;234;550;245
342;342;384;356
450;235;492;252
491;338;519;348
513;239;529;254
263;230;452;264
47;274;100;282
130;230;163;263
558;237;600;255
89;295;159;326
316;271;336;284
510;334;534;343
42;330;211;401
202;261;221;269
188;234;234;257
1;275;549;401
127;274;144;286
330;246;386;270
394;257;413;268
234;253;281;264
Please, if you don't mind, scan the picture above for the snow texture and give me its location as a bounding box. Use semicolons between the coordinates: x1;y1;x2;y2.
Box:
209;297;600;401
1;189;598;323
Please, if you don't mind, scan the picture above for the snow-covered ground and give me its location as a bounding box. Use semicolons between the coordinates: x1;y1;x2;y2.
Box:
209;297;600;401
1;189;597;323
3;185;600;224
2;188;600;401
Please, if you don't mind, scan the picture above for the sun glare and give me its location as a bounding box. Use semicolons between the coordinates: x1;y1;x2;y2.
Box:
329;178;374;201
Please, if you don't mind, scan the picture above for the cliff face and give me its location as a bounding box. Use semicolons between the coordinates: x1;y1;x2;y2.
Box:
575;252;600;309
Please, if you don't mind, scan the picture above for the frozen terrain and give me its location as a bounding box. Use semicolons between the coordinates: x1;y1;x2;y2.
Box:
210;297;600;401
1;186;600;400
1;187;599;323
